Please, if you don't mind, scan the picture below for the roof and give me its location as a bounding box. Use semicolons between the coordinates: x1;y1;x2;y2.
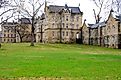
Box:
19;18;31;24
89;22;106;28
116;14;121;22
48;4;82;14
49;5;64;13
40;13;45;20
88;24;94;27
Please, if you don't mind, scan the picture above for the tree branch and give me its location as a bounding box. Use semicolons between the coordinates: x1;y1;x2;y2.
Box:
0;8;17;17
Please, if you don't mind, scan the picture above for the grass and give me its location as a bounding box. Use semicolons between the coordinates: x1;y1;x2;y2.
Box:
0;43;121;80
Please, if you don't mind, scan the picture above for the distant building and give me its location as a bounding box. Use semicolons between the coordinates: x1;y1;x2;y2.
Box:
1;18;32;43
36;3;83;43
1;22;17;43
16;18;32;42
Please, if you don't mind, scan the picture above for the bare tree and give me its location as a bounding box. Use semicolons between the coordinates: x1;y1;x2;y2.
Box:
14;0;44;46
91;0;109;23
0;0;9;8
0;0;44;46
111;0;121;14
16;24;30;42
91;0;121;23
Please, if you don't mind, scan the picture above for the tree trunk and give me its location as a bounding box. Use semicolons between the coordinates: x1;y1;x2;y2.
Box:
30;32;34;46
30;17;35;46
40;25;43;42
20;36;22;42
60;27;62;43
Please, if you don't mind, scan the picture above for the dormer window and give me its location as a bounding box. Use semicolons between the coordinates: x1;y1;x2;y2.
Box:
77;17;79;22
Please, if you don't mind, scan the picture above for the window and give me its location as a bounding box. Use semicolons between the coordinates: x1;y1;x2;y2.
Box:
52;31;54;36
71;32;74;37
52;16;54;20
7;30;9;33
8;39;9;42
76;24;79;29
66;24;68;28
62;16;64;21
63;23;65;28
71;16;74;21
66;16;68;21
11;34;13;37
8;34;9;37
112;25;115;28
77;16;79;22
66;31;68;36
4;30;6;32
4;34;6;37
71;24;74;29
63;31;65;36
52;23;54;28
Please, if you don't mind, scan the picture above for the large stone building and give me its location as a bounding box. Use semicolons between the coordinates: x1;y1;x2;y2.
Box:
36;3;83;43
81;10;121;49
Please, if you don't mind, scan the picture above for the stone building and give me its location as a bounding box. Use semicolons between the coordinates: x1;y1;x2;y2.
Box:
104;11;121;48
81;20;90;44
35;13;45;43
81;10;121;49
1;18;31;43
1;22;17;43
36;3;83;43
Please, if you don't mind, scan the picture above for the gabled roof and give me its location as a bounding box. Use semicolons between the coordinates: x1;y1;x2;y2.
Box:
40;13;45;20
48;4;83;14
19;18;31;24
105;9;121;23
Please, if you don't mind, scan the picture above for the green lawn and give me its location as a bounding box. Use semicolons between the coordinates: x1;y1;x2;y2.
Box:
0;43;121;80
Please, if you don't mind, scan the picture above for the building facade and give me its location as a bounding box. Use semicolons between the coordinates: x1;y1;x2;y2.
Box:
1;18;32;43
81;10;121;49
36;4;83;43
1;22;17;43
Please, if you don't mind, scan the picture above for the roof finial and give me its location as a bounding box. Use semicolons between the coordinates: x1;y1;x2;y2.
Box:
78;3;80;7
65;4;68;8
